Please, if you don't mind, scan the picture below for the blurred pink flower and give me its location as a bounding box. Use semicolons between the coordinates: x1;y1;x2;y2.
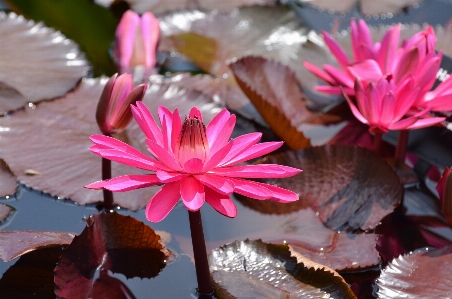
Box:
86;103;302;222
344;77;444;134
96;73;147;135
114;10;160;77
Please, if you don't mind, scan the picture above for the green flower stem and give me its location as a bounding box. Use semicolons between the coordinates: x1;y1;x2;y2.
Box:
395;130;409;164
188;210;213;298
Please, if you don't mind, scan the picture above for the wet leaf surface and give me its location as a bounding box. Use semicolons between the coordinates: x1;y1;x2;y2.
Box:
0;230;75;262
54;212;169;298
290;232;380;271
159;7;327;110
376;245;452;299
0;12;88;113
230;56;346;149
209;239;357;298
0;246;63;299
252;145;403;231
0;204;12;224
0;160;17;198
0;77;221;210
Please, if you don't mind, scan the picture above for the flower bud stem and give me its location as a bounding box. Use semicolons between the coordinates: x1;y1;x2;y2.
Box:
188;210;213;298
373;132;383;155
102;134;114;211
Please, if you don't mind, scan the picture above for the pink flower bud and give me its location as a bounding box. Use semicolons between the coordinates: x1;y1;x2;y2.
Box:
96;73;147;135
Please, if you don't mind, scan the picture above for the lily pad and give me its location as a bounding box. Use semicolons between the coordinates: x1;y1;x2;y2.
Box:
250;145;403;231
54;212;169;297
376;246;452;299
0;247;64;299
209;239;357;298
0;12;88;113
0;159;17;198
0;77;221;210
0;230;76;262
159;7;326;110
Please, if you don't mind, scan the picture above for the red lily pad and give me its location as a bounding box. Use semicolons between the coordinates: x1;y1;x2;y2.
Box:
0;77;221;210
159;7;325;111
290;232;380;271
0;247;64;299
54;212;169;298
0;160;17;198
249;145;403;231
209;239;357;298
230;56;345;149
0;12;88;113
0;230;76;262
376;246;452;299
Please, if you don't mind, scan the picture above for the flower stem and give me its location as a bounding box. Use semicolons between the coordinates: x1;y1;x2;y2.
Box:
395;130;409;164
373;132;383;155
102;157;114;210
188;210;213;298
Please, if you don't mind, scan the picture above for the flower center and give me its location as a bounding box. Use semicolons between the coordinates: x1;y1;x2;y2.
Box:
176;116;210;167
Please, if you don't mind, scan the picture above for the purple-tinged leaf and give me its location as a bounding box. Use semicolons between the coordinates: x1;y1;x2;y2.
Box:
0;12;88;113
437;167;452;226
0;230;75;262
251;145;402;231
209;239;357;299
54;212;169;298
0;159;18;198
376;246;452;299
0;203;15;225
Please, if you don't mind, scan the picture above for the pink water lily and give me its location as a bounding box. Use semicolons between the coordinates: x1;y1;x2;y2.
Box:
96;73;147;135
86;103;302;222
344;77;445;134
114;10;160;77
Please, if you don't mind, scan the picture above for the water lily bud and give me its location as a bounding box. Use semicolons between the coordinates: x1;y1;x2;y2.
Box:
114;10;160;78
96;73;147;135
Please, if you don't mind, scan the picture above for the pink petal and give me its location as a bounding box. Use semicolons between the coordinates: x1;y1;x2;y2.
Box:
131;102;163;146
256;181;300;202
205;187;237;218
206;109;230;148
219;133;261;165
146;139;183;171
202;141;233;171
303;62;336;85
170;108;182;155
86;174;161;192
97;148;167;171
212;164;302;178
140;12;160;74
323;65;354;88
146;181;181;222
404;116;445;130
188;106;203;121
344;91;369;125
156;171;188;183
194;174;234;195
422;95;452;111
394;48;420;84
388;116;420;131
228;178;273;199
377;24;400;72
222;141;283;166
180;176;205;211
348;59;383;82
315;85;352;95
209;116;236;156
322;31;350;70
90;134;143;157
116;10;139;72
183;158;204;173
158;106;175;151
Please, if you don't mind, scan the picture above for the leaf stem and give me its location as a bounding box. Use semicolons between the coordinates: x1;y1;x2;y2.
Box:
188;210;213;298
395;130;409;164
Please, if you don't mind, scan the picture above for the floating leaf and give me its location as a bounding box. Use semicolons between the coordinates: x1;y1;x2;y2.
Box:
376;246;452;299
96;0;278;15
91;272;135;299
0;159;17;197
252;145;403;230
0;247;64;299
437;167;452;226
0;230;75;262
54;212;169;297
0;12;88;113
0;77;221;210
0;203;13;224
290;232;380;271
230;56;345;149
294;0;421;15
209;239;357;298
159;7;326;110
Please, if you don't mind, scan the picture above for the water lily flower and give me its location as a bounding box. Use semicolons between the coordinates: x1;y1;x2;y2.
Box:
114;10;160;77
96;73;147;135
344;77;444;134
86;103;302;222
